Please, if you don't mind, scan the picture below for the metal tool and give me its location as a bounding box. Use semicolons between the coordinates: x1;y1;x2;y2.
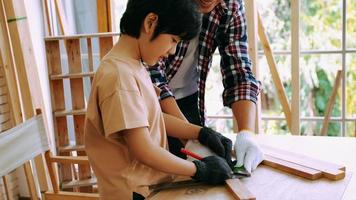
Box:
149;172;249;192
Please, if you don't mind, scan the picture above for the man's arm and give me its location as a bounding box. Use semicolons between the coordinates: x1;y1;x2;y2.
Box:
231;100;256;131
217;0;261;115
216;1;263;173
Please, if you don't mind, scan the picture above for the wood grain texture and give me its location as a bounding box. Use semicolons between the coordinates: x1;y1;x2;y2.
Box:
46;40;73;187
99;36;113;59
257;12;292;132
321;70;342;136
149;134;355;200
225;179;255;200
66;39;92;192
262;154;323;180
261;144;345;180
44;191;99;200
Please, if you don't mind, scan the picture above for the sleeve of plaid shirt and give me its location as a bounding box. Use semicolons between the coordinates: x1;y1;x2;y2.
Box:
217;1;261;107
148;57;174;100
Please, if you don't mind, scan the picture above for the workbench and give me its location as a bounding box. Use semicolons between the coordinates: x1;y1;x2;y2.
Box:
147;134;356;200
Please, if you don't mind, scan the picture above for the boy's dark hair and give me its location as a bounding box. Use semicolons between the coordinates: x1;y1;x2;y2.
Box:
120;0;201;41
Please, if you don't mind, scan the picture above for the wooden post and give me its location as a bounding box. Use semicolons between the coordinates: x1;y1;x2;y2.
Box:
245;0;261;134
321;70;342;136
45;151;59;193
257;13;292;132
43;0;53;36
97;0;113;58
97;0;112;32
291;0;300;135
2;176;11;200
46;40;73;189
66;39;92;192
0;0;22;124
53;0;72;35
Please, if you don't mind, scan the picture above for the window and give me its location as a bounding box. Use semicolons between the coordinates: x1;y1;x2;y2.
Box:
206;0;356;136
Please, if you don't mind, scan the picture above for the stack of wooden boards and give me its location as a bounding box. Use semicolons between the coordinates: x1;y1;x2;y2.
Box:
261;144;346;181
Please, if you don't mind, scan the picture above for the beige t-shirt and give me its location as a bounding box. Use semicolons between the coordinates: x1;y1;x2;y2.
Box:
85;49;173;200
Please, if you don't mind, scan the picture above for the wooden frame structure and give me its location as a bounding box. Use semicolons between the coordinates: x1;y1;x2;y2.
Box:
45;32;119;193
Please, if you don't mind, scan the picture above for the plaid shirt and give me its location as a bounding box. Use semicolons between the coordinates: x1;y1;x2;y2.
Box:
149;0;261;125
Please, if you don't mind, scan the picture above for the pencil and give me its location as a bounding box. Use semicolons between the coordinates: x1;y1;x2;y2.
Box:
180;148;203;160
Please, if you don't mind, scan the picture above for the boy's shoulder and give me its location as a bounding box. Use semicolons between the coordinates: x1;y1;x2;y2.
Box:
94;56;145;94
96;56;139;79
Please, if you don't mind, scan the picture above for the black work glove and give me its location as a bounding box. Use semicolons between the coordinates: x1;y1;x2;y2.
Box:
192;156;232;185
198;127;234;168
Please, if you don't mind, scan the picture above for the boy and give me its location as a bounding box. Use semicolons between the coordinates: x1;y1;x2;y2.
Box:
85;0;232;199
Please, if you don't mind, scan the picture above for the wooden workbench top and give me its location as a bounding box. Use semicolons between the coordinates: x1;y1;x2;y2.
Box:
148;134;356;200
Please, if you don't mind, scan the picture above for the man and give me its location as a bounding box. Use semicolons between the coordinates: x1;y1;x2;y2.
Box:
149;0;264;173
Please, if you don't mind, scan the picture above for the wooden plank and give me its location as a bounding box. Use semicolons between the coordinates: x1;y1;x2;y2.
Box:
261;144;345;180
86;38;94;83
51;72;95;80
0;86;7;96
0;104;9;114
45;40;73;187
54;109;86;117
66;39;91;192
225;179;255;200
0;94;8;104
3;0;39;120
23;162;39;200
45;151;59;193
1;0;48;196
0;119;12;132
2;172;19;200
257;13;292;132
0;77;5;86
45;32;120;41
0;0;22;124
99;36;113;59
43;0;53;36
50;156;89;165
2;176;11;200
244;0;261;134
291;0;300;135
321;70;342;136
53;0;72;35
44;191;99;200
59;145;85;153
261;144;345;171
97;0;112;33
0;112;10;123
62;177;97;189
34;154;49;192
262;154;323;180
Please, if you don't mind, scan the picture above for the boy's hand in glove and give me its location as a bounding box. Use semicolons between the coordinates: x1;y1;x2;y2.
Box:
192;155;232;185
198;127;234;168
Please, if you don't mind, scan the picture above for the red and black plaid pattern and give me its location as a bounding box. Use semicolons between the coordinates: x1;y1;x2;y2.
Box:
149;0;261;125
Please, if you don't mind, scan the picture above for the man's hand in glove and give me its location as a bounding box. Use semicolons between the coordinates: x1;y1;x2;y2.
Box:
192;155;232;185
234;130;264;173
198;127;234;167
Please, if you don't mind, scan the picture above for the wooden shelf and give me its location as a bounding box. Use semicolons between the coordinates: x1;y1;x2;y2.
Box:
61;177;97;189
50;72;95;80
59;145;85;153
54;109;86;117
